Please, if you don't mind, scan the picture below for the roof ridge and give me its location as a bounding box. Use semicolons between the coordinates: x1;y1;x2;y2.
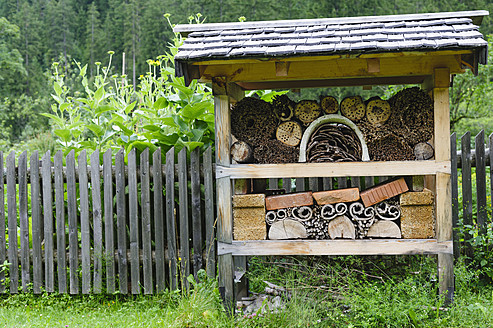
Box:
174;10;488;34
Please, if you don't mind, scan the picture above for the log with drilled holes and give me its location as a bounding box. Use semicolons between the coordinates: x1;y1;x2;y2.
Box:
320;96;339;114
365;97;391;125
294;100;321;124
340;96;366;122
276;121;303;147
231;141;254;163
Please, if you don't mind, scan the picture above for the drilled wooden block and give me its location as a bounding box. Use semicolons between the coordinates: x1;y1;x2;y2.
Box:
265;191;313;211
360;178;409;207
313;188;360;205
400;188;434;206
400;205;434;239
233;194;266;241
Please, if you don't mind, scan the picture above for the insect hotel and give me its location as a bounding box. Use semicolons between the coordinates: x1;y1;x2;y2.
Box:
174;10;489;304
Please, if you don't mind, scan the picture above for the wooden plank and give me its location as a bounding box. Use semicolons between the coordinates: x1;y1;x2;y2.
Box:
0;152;4;293
128;149;140;294
475;130;487;233
18;152;29;292
90;150;103;294
6;151;18;293
115;148;128;294
215;90;234;306
140;148;152;294
66;150;79;294
78;150;91;294
41;151;54;293
460;132;473;259
216;161;451;179
433;69;453;305
6;152;17;293
218;239;453;256
200;55;464;83
166;147;178;290
54;150;66;293
178;148;190;289
103;149;115;293
152;148;165;292
190;147;203;279
203;147;215;279
30;152;42;294
450;133;459;259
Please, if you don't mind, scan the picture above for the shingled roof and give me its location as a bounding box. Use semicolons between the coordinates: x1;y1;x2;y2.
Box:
174;10;488;81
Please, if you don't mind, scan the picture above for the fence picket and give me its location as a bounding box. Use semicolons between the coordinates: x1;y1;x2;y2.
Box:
18;152;30;292
450;133;459;259
475;130;487;233
178;148;190;289
6;151;18;293
54;150;67;293
166;147;178;290
282;178;292;193
140;148;153;294
67;150;79;294
128;149;140;294
0;152;4;293
115;148;128;294
91;150;103;293
309;177;319;192
296;178;305;191
191;148;203;279
337;177;347;189
323;177;333;190
30;152;42;294
103;149;115;293
152;148;165;292
203;147;215;278
461;132;473;259
490;133;493;226
41;151;54;292
78;151;91;294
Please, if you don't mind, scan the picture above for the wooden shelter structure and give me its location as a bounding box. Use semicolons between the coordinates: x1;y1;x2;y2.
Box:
174;10;489;305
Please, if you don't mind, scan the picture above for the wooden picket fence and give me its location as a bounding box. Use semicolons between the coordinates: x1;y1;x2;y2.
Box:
0;130;490;294
0;146;215;294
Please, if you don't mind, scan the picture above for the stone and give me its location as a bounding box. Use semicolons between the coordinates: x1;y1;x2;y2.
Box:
265;192;313;211
312;188;360;205
400;188;434;206
233;194;266;241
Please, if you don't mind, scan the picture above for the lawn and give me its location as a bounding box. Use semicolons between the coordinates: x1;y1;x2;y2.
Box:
0;256;491;327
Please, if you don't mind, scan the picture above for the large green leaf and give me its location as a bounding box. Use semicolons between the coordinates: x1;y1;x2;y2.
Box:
86;123;104;137
169;82;194;98
54;81;62;97
180;101;212;120
172;114;189;133
153;97;168;110
125;101;137;114
54;129;72;143
95;105;115;115
94;85;105;104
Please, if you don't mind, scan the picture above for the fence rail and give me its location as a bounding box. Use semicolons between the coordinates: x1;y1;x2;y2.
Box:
0;130;490;294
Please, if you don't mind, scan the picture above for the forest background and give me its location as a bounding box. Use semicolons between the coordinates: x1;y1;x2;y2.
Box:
1;0;493;153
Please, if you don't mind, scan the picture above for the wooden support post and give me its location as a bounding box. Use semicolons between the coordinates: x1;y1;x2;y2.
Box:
214;77;235;309
433;68;454;305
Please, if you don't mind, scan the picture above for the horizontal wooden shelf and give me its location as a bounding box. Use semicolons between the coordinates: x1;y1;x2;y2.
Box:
216;160;451;179
218;239;452;256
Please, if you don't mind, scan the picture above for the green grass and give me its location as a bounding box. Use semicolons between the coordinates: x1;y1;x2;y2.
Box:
0;257;492;327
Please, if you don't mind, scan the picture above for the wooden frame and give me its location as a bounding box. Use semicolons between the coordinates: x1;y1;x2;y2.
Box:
210;49;456;306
